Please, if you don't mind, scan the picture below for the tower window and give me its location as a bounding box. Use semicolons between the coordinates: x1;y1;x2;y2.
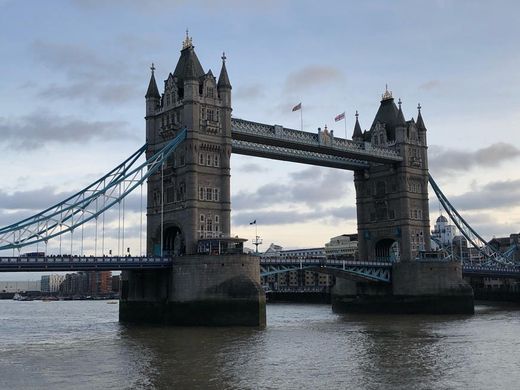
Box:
213;188;219;201
206;87;214;98
199;153;204;165
199;187;204;200
214;154;220;167
207;109;215;122
207;154;211;166
206;188;212;200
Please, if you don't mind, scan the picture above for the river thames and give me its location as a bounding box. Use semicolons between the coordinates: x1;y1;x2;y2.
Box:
0;301;519;389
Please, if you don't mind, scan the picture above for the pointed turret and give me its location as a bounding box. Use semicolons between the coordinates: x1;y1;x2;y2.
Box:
396;98;406;126
217;52;232;90
416;103;427;131
145;63;160;99
352;111;363;141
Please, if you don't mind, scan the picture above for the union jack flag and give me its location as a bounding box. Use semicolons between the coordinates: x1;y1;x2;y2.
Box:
334;112;345;122
292;102;302;112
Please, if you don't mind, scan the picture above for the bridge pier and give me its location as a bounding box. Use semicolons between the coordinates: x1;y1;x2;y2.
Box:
119;254;266;326
332;261;474;314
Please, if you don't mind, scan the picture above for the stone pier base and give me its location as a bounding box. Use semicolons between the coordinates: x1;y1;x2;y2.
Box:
332;261;474;314
119;254;266;327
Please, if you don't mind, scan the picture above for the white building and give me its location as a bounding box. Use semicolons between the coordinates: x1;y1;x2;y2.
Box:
41;274;65;293
431;215;457;249
324;234;358;259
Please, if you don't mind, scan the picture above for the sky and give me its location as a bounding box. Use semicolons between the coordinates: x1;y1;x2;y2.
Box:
1;0;520;280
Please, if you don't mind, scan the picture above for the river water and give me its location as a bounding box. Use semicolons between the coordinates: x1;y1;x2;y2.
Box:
0;301;519;389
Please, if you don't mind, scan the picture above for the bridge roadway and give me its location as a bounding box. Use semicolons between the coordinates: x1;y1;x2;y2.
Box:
1;256;519;280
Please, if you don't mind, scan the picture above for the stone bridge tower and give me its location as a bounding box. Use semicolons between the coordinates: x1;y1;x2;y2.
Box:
333;89;473;315
145;34;232;256
353;89;431;262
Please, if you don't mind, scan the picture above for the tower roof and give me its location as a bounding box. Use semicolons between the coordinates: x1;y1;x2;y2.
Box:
145;64;160;99
370;86;403;140
172;34;205;87
217;52;231;89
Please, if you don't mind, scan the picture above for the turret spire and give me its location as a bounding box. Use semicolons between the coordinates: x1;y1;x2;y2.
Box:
416;103;427;130
217;51;231;89
352;110;363;140
145;63;160;99
397;98;406;126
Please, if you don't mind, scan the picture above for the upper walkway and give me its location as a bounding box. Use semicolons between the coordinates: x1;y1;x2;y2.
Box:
231;118;403;169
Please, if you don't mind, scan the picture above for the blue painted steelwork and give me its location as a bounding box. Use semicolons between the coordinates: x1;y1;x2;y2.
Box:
0;129;187;250
0;254;519;279
260;258;392;283
0;256;172;272
429;174;518;267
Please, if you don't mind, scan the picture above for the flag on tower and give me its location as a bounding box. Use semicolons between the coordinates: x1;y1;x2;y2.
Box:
292;102;302;112
250;220;256;225
335;112;345;122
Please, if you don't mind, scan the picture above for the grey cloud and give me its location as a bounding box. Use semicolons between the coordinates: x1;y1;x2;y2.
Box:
445;178;520;212
234;84;264;101
232;167;352;210
0;111;135;149
30;40;140;103
236;163;269;173
429;143;520;174
232;205;356;227
285;66;344;92
39;81;140;104
418;80;441;90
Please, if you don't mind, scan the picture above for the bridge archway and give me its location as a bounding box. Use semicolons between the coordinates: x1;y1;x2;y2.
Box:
163;225;184;256
375;238;400;262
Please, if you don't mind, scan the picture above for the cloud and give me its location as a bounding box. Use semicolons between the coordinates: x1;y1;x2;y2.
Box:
232;166;351;209
418;80;441;90
429;143;520;174
232;205;356;226
284;65;344;92
445;178;520;212
30;40;140;103
236;163;269;173
234;84;264;101
0;111;135;149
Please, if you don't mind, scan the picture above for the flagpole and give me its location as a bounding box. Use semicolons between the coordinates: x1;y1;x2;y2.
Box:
300;104;303;131
344;114;347;139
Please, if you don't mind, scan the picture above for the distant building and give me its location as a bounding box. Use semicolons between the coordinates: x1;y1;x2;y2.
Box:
60;272;89;296
88;271;112;296
431;215;457;249
260;244;325;260
41;276;50;293
41;274;66;293
324;234;358;259
489;234;520;261
0;281;41;293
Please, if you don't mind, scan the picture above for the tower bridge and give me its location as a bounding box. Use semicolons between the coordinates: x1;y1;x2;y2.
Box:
4;34;516;324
